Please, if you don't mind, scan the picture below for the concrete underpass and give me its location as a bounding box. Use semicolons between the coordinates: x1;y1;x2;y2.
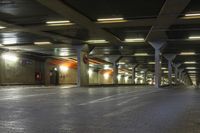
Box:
0;0;199;132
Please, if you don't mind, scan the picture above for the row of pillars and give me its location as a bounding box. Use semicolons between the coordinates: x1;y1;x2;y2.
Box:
150;42;192;88
75;44;192;87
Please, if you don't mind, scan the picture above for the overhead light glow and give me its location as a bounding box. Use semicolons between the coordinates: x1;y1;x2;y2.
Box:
2;38;18;45
104;65;110;69
0;26;6;29
186;67;196;69
85;40;109;44
180;52;196;55
117;75;121;80
46;20;70;24
188;71;197;73
104;73;110;80
59;65;69;72
184;61;196;64
189;36;200;40
163;71;169;73
88;69;93;76
118;62;125;65
97;17;124;23
148;62;155;65
125;38;145;42
162;67;167;70
134;53;149;56
185;13;200;17
34;41;52;45
2;53;19;62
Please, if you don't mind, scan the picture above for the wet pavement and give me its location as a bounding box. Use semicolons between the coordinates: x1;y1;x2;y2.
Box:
0;85;199;133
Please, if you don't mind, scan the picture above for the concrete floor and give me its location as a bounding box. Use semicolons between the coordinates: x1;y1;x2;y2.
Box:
0;86;199;133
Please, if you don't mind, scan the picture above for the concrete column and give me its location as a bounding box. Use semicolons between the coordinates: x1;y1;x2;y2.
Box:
143;69;148;85
173;63;181;85
76;45;89;87
132;64;137;84
113;62;118;85
149;42;166;88
163;54;176;86
179;69;184;83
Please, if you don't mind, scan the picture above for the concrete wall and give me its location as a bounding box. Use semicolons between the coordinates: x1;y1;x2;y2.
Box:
0;55;44;85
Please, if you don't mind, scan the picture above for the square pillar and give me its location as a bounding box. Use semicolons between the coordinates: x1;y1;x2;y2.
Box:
149;41;166;88
132;64;137;84
163;54;176;86
76;45;89;87
113;62;118;85
173;63;181;85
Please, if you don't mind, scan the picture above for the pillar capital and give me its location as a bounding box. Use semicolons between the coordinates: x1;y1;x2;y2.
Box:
173;63;181;68
163;54;176;62
149;41;166;51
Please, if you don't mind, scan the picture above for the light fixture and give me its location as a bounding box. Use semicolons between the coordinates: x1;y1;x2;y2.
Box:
134;53;149;56
46;20;70;24
188;36;200;40
186;67;196;69
2;53;19;62
163;71;169;73
118;62;125;65
161;67;167;70
97;17;124;23
125;38;145;42
148;62;155;65
125;76;129;82
85;40;109;44
34;41;52;45
117;75;121;80
179;52;196;55
46;20;72;26
188;71;197;73
185;13;200;17
104;65;110;69
104;73;109;80
88;69;93;76
184;61;196;64
2;38;18;45
59;65;69;72
0;26;6;29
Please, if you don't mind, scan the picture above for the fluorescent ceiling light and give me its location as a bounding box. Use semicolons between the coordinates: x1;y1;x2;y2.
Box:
47;23;74;26
186;67;196;69
85;40;109;44
97;17;124;22
125;38;145;42
188;71;197;73
46;20;70;24
184;61;196;64
162;67;167;70
185;13;200;17
2;38;18;45
0;26;6;29
148;62;155;64
163;71;168;73
34;41;52;45
134;53;149;56
189;36;200;40
180;52;196;55
118;62;125;65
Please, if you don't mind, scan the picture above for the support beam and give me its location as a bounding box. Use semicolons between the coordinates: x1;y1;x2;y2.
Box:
146;0;191;41
113;62;119;85
163;54;176;86
149;41;166;88
75;45;89;87
37;0;123;45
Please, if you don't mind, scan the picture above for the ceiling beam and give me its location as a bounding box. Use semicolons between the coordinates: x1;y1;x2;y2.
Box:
0;20;82;44
36;0;123;45
146;0;191;41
